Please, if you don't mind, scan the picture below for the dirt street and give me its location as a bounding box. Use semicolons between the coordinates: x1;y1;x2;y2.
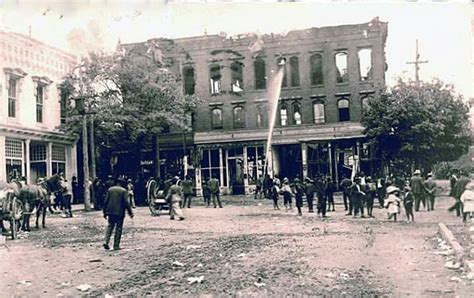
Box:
1;194;473;296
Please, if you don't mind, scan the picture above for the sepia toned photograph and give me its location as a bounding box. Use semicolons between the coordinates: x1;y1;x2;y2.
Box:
0;0;474;296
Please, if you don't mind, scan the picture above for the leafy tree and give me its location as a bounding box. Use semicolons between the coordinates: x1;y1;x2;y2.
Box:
61;47;202;177
362;78;471;175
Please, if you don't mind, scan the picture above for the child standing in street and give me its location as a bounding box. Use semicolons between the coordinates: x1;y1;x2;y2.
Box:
270;178;280;210
384;186;401;222
280;178;293;211
403;186;415;222
127;179;136;208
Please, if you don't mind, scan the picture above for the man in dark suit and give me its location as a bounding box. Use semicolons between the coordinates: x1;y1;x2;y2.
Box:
103;177;134;251
410;170;425;212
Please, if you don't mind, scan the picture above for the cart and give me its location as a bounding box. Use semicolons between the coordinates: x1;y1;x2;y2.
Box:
146;179;170;216
0;188;23;240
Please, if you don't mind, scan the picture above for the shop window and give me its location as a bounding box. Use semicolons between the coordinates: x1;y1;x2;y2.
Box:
358;48;372;81
292;101;302;125
233;106;245;128
338;98;350;122
231;61;244;93
30;144;47;161
310;53;324;85
289;56;300;87
335;52;348;83
254;58;266;90
36;84;45;123
211;108;223;129
52;144;66;176
5;138;23;180
183;66;195;95
280;103;288;126
209;64;221;95
8;78;17;118
313;101;325;124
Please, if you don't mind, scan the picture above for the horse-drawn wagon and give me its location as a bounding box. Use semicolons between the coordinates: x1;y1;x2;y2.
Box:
0;181;23;240
146;179;170;216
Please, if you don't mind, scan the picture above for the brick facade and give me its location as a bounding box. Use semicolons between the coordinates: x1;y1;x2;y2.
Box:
121;18;388;195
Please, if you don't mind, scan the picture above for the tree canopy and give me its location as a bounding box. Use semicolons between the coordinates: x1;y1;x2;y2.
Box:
61;48;202;175
362;78;471;174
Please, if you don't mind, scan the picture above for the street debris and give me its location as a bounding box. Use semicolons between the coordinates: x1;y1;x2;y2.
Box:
76;284;92;292
172;261;185;267
187;276;204;285
444;261;461;270
197;263;203;268
449;276;461;282
237;253;247;257
18;280;32;286
89;259;103;263
254;281;266;288
186;245;201;250
339;273;350;281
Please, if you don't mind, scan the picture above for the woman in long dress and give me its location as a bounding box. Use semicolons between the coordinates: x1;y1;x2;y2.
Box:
460;182;474;223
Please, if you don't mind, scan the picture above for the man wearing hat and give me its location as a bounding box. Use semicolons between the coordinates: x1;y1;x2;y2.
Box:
304;177;316;213
410;170;425;212
349;175;365;218
103;177;134;251
423;173;437;211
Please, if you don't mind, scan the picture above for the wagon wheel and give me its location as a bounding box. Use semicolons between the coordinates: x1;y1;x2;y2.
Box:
147;180;161;216
9;197;23;240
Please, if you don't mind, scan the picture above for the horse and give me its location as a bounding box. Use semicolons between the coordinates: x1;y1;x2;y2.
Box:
19;174;62;231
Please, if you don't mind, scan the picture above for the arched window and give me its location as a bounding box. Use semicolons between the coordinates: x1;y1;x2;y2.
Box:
230;61;244;93
358;48;372;81
209;64;221;95
310;53;323;85
277;57;287;88
338;98;350;122
254;58;266;90
233;106;245;128
289;56;300;87
292;101;302;125
335;52;348;83
280;102;288;126
313;101;325;124
183;66;195;95
361;95;373;112
211;108;223;129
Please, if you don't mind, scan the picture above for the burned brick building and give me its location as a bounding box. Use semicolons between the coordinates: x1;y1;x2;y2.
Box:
120;18;388;195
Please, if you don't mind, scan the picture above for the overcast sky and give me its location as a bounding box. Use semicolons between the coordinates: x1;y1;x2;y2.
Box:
0;0;472;98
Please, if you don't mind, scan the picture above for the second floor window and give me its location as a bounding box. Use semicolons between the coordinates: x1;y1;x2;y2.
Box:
60;90;67;124
183;66;195;95
233;106;245;128
36;85;45;123
292;101;302;125
313;101;325;124
335;52;348;83
210;64;221;95
8;78;17;118
338;98;350;122
280;103;288;126
310;53;324;85
278;57;288;88
211;108;223;129
231;61;244;93
254;58;266;90
256;105;265;128
361;95;373;112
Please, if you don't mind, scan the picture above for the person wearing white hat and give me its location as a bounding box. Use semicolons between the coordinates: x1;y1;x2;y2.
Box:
423;173;437;211
384;186;401;222
410;170;425;212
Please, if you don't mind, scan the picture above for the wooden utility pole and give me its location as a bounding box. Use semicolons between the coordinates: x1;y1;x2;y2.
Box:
82;114;91;211
406;39;428;86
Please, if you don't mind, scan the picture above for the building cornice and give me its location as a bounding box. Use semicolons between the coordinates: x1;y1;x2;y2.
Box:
0;124;77;144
